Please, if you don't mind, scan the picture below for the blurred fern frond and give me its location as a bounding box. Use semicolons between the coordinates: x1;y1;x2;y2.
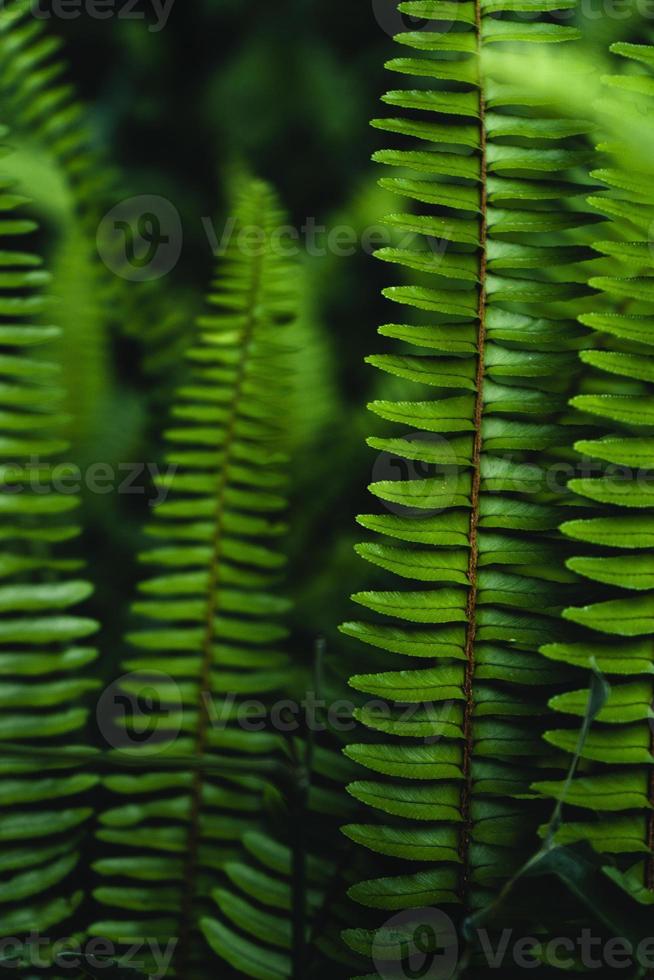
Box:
537;40;654;904
0;0;118;458
92;179;304;977
0;130;99;958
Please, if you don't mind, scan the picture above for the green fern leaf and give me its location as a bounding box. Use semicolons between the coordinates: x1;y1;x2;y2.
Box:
541;43;654;900
340;0;592;964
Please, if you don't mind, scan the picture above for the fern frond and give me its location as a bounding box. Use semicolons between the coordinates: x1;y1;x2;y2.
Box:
92;179;300;975
0;0;115;456
202;827;343;979
200;678;374;979
539;42;654;901
0;131;99;950
340;0;594;964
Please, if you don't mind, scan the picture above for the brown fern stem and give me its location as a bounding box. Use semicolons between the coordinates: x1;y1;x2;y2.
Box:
647;748;654;889
459;0;488;902
176;232;266;973
646;743;654;979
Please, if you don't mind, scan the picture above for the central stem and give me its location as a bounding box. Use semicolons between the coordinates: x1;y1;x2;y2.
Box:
176;232;266;972
647;748;654;889
459;3;488;901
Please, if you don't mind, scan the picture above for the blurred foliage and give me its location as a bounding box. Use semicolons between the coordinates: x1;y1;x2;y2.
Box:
4;1;654;971
32;0;653;754
43;1;402;675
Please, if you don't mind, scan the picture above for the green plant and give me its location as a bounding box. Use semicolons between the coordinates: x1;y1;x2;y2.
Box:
0;0;116;460
537;40;654;901
338;0;603;968
3;2;654;979
91;179;301;975
0;131;99;950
